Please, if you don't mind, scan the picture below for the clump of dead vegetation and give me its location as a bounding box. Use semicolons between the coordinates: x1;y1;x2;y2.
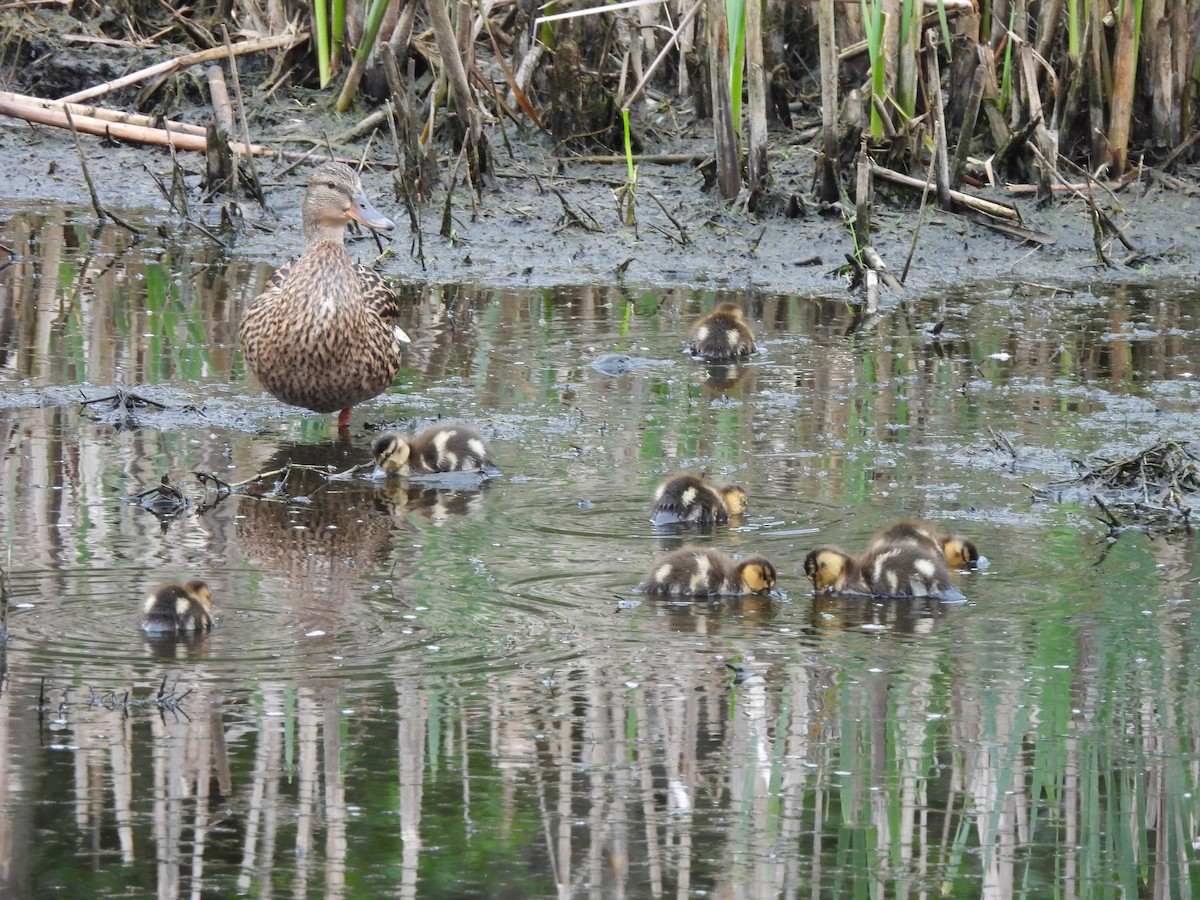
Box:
1032;440;1199;533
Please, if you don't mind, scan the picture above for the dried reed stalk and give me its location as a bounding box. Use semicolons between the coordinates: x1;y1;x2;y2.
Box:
0;90;208;136
58;31;307;104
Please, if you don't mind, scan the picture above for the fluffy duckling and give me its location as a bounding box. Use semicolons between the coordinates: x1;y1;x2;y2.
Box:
140;580;214;634
687;302;757;362
804;544;964;602
637;545;776;598
803;547;871;595
872;519;982;569
372;423;499;477
650;473;748;526
859;541;965;602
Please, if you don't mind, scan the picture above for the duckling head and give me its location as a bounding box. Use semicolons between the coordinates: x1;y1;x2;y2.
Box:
372;431;412;475
942;536;981;569
737;556;776;593
721;486;749;516
803;547;853;591
714;302;746;321
184;580;213;612
302;161;395;242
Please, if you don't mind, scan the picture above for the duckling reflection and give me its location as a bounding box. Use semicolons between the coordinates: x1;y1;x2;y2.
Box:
701;363;748;394
373;477;493;525
810;592;950;635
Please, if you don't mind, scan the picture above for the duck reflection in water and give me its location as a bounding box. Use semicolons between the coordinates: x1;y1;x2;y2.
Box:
233;441;414;630
373;478;494;525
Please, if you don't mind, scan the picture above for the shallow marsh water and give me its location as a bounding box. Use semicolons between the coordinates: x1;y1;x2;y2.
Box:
2;208;1200;897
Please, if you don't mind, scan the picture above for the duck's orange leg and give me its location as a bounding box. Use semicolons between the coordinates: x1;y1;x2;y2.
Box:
337;407;353;429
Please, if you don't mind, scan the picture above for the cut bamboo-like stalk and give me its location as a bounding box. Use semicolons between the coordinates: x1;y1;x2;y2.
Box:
1106;0;1139;171
58;31;307;104
923;29;951;208
870;162;1020;219
0;89;208;136
0;95;349;162
744;0;768;192
706;0;740;200
817;0;839;202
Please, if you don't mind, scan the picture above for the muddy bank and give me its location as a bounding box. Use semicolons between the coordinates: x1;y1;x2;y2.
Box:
2;118;1197;298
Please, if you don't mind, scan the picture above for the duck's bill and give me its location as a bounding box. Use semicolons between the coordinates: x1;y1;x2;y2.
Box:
394;325;411;344
349;192;396;232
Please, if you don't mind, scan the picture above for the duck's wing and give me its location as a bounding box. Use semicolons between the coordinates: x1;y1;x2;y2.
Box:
357;265;403;324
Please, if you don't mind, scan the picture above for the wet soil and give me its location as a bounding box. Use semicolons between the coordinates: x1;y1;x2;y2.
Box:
3;102;1198;297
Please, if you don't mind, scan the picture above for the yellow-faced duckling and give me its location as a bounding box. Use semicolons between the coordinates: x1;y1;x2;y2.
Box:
140;580;214;634
372;423;499;477
687;303;756;362
239;162;410;430
637;545;776;598
804;544;964;602
872;518;983;569
650;473;748;526
803;547;871;595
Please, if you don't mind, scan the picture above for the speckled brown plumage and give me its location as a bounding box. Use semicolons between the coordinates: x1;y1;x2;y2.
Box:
239;162;408;422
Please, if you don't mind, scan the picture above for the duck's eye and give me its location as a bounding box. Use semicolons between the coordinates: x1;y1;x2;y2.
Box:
324;181;339;191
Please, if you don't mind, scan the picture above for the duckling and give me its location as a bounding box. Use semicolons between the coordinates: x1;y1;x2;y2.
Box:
140;580;214;634
239;162;411;430
650;473;748;526
859;541;965;602
872;519;983;569
637;545;776;598
687;302;757;362
803;547;871;595
805;541;964;601
372;423;499;477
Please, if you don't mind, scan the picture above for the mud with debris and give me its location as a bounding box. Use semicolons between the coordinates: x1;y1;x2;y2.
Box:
3;93;1198;300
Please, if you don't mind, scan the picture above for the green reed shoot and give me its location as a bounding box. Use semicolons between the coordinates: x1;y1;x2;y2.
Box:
726;0;746;127
314;0;331;87
998;4;1016;113
331;0;345;64
861;0;885;139
619;108;637;225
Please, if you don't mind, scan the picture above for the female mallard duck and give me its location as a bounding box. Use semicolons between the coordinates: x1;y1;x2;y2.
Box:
372;423;499;477
804;542;965;602
650;473;748;526
239;162;411;429
140;580;214;634
637;545;776;598
872;519;983;569
687;302;756;362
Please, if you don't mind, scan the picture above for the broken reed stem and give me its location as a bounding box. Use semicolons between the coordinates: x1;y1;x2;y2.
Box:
63;105;104;221
900;123;939;284
620;0;704;111
854;142;870;248
923;29;952;208
58;31;307;104
816;0;839;203
221;26;263;203
744;0;768;194
706;0;740;200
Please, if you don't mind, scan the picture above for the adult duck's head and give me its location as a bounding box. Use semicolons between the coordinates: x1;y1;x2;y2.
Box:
302;161;396;242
